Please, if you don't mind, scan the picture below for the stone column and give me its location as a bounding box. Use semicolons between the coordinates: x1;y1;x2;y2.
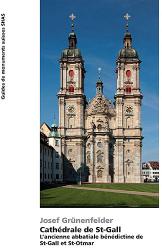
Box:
104;136;111;182
134;99;141;128
117;64;120;89
62;64;67;89
75;141;83;182
114;139;124;183
59;98;65;136
136;65;140;89
60;63;64;89
121;64;125;88
116;98;123;128
133;140;142;183
90;136;96;182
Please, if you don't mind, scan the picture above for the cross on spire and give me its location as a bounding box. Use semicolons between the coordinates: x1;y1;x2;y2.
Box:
98;67;102;79
69;13;76;32
124;13;131;32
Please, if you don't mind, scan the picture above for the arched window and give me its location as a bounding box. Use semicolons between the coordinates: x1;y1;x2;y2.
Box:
126;70;131;78
97;124;102;131
68;117;75;128
126;117;132;128
69;84;74;93
69;70;74;78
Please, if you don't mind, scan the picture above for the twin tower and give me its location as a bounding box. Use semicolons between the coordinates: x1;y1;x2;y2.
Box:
57;15;143;183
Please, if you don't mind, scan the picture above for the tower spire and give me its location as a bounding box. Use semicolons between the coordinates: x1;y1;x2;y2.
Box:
98;67;102;80
69;13;76;32
123;13;132;48
124;13;131;32
68;13;77;49
96;67;103;95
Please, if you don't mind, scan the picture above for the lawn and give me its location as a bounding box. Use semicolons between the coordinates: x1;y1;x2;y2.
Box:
81;183;159;193
40;186;159;208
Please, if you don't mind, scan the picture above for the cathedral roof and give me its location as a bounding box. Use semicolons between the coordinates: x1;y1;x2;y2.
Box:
61;21;82;60
61;48;82;58
86;94;115;116
118;47;139;60
117;31;140;62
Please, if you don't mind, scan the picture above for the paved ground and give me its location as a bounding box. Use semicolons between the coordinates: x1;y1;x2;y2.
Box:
63;185;159;197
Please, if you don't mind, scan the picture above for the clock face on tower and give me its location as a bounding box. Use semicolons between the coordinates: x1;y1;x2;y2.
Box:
67;105;75;114
125;106;133;115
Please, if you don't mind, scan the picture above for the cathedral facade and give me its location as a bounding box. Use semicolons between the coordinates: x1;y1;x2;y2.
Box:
57;16;143;183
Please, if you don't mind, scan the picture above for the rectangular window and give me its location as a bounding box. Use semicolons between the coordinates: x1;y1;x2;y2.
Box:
55;140;59;146
56;174;59;179
56;152;59;158
56;163;59;169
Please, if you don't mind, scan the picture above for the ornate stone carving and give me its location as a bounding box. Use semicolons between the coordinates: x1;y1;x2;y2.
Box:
87;95;114;115
97;150;104;163
92;96;108;113
104;120;109;130
116;98;123;105
124;80;133;85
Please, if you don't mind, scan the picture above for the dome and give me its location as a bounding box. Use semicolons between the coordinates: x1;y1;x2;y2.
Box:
117;31;140;61
49;130;59;137
118;48;139;59
51;123;57;128
49;123;59;137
